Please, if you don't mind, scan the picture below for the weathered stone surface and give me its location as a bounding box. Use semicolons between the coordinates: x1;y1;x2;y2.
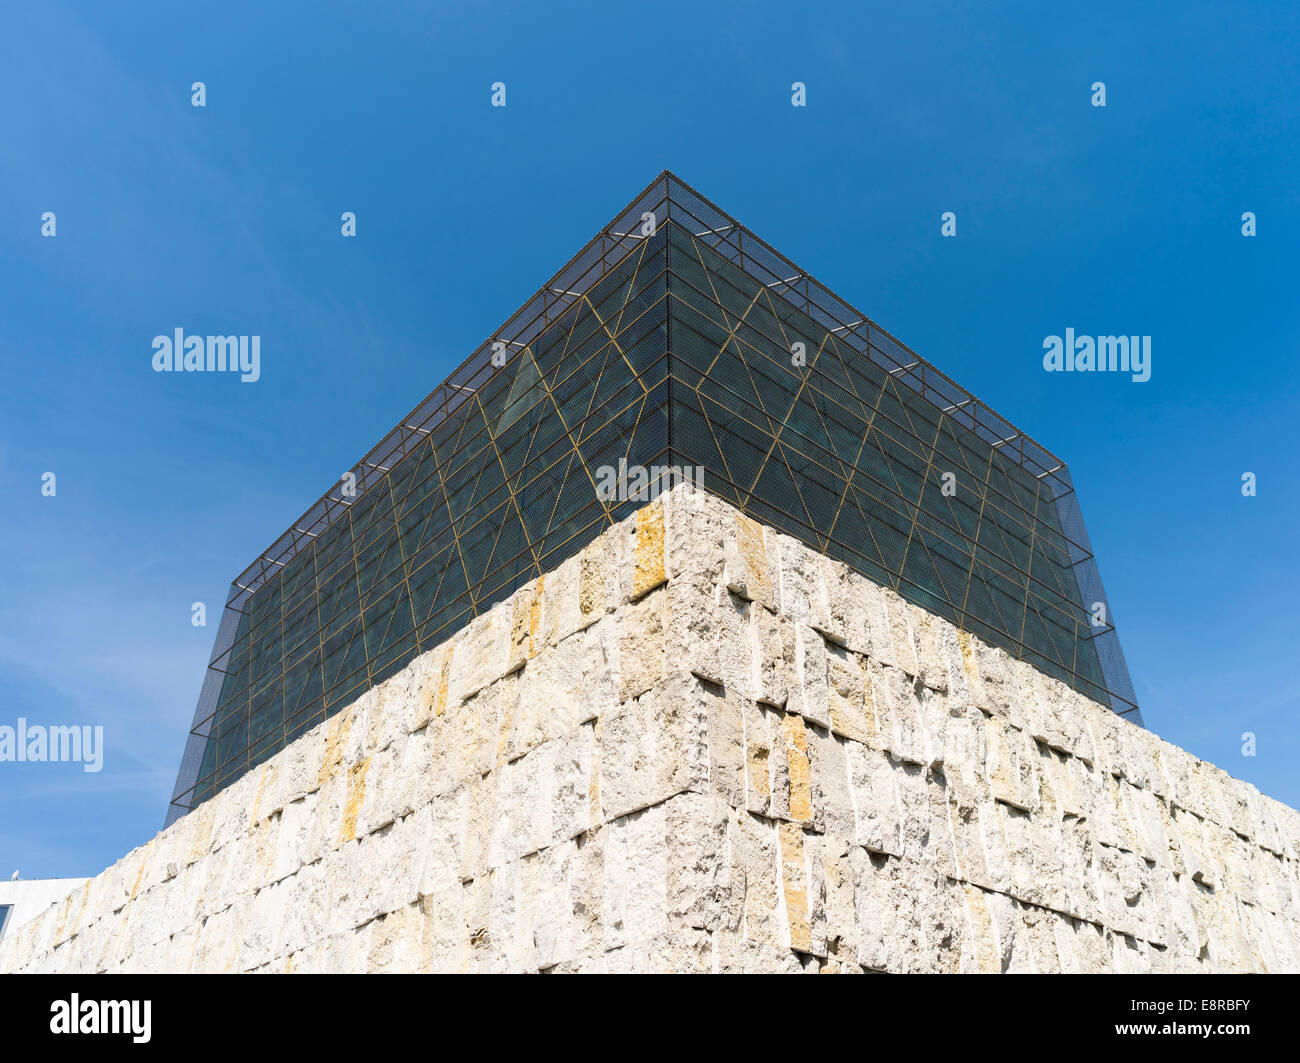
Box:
5;484;1298;974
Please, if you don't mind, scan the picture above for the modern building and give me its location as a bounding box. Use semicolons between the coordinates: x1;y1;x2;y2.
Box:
0;877;88;942
167;171;1139;825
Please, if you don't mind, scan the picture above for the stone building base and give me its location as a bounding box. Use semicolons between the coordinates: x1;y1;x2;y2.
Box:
4;485;1299;973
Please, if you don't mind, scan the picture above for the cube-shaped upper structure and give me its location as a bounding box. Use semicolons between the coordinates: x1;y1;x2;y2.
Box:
168;172;1139;824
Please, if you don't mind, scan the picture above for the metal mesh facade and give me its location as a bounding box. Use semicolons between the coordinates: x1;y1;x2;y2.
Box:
168;172;1139;825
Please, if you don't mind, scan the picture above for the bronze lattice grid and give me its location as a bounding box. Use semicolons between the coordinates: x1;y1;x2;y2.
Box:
167;172;1139;825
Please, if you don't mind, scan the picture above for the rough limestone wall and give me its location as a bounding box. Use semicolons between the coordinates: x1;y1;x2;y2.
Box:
4;484;1299;973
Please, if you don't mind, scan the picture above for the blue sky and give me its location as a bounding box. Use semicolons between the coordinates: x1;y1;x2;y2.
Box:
1;1;1296;876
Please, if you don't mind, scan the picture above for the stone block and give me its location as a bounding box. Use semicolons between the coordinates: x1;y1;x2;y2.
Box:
5;482;1299;975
